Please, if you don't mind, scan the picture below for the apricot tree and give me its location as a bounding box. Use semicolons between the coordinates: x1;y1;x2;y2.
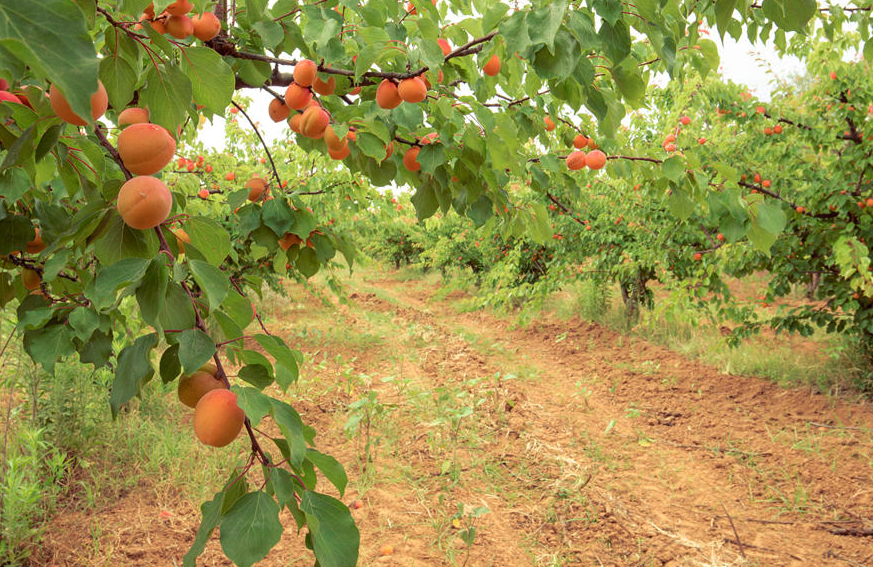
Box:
0;0;857;564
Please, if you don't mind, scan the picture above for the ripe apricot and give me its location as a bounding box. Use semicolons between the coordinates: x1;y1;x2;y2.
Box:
165;0;192;15
376;80;401;110
191;12;221;41
324;126;348;151
312;74;336;96
284;83;313;110
379;545;394;556
288;113;303;133
165;14;194;39
585;149;607;170
21;268;40;290
544;116;556;131
268;97;290;122
398;77;427;103
193;389;245;447
178;370;225;408
663;143;676;152
566;151;586;170
587;137;597;150
118;107;149;127
279;233;303;250
225;171;235;181
328;143;350;160
403;147;421;172
680;115;691;125
384;141;394;161
26;227;46;254
773;124;782;134
246;176;268;201
116;176;173;230
49;81;108;126
293;59;317;88
118;123;176;175
483;55;501;76
573;134;586;149
198;188;209;199
300;106;330;138
693;252;702;261
0;90;22;105
174;228;190;253
438;38;451;56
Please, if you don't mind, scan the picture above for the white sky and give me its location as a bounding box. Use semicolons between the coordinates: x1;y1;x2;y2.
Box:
197;33;805;151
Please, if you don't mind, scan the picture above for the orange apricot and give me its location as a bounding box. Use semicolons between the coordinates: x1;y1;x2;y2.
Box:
403;147;421;172
585;149;607;170
312;74;336;96
288;113;303;133
587;137;597;150
116;176;173;230
193;389;245;447
376;80;401;110
384;141;394;161
117;123;177;175
191;12;221;41
279;233;303;250
300;106;330;139
284;83;312;110
198;188;209;199
118;107;149;127
293;59;317;88
165;14;193;39
49;81;108;126
21;268;40;291
438;38;451;56
246;176;268;201
544;116;556;131
178;370;225;408
324;125;348;151
165;0;192;15
483;55;501;76
26;227;46;254
566;151;586;170
0;90;22;105
174;228;190;253
398;77;427;103
573;134;586;149
268;97;290;122
225;171;235;181
328;143;350;160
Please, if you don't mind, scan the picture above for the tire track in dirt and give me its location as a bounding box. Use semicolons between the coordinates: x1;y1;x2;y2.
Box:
356;277;873;566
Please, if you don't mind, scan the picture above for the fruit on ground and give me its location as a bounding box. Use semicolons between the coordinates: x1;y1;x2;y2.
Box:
293;59;317;87
300;106;330;138
193;389;245;447
403;147;421;171
49;81;108;125
398;77;427;103
268;97;290;122
246;176;268;201
178;370;226;408
566;151;586;170
376;80;401;110
191;12;221;41
284;83;313;110
118;107;149;127
26;228;45;254
116;176;173;230
117;123;176;175
585;149;607;170
21;268;40;290
379;545;394;556
483;54;501;76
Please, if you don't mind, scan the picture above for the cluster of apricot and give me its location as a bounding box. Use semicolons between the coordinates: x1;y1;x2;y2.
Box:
178;362;245;447
566;134;607;171
134;1;221;42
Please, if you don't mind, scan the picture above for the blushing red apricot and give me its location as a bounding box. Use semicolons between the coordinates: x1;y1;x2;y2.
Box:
376;80;401;110
482;55;501;76
118;107;149;127
117;123;177;175
312;74;336;96
21;268;40;290
566;151;586;170
191;12;221;41
293;59;317;87
116;176;173;230
268;97;290;122
164;0;193;15
165;14;193;39
300;106;330;139
178;370;225;408
284;83;312;110
585;149;607;170
193;389;245;447
49;81;108;126
398;77;427;103
403;147;421;172
246;176;268;201
0;90;22;105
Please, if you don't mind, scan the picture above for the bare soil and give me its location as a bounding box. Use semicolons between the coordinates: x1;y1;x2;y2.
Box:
37;271;873;566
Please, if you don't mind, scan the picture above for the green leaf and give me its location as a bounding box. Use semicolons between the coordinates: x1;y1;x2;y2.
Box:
295;246;320;278
220;492;283;567
188;259;229;311
0;213;33;255
239;364;273;388
178;328;216;374
23;324;75;374
300;491;360;567
183;490;225;567
270;399;307;466
0;0;98;123
78;330;113;369
306;449;348;497
185;216;232;266
181;46;235;115
231;386;272;426
110;333;158;418
761;0;815;33
0;124;35;171
159;283;197;332
526;0;567;51
411;182;439;221
715;0;738;38
99;53;136;112
135;258;169;329
159;343;181;384
254;334;299;390
661;156;684;182
92;213;161;266
35;124;62;162
221;291;254;329
140;64;193;135
69;307;100;342
89;257;150;309
261;198;295;238
756;202;787;235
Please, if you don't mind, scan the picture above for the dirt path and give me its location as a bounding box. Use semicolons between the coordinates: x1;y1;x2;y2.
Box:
38;271;873;567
